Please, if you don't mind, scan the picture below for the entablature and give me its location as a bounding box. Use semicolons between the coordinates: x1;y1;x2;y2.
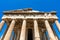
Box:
2;13;58;20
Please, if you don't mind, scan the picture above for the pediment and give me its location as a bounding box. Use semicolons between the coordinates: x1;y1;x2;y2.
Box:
3;8;56;15
3;8;44;14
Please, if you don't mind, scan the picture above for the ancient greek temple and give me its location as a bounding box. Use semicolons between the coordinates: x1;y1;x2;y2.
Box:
0;8;60;40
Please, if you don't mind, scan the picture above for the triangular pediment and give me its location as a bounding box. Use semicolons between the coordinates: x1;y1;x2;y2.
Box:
3;8;44;14
3;8;56;15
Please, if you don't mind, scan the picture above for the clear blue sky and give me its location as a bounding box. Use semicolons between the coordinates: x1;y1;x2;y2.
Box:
0;0;60;39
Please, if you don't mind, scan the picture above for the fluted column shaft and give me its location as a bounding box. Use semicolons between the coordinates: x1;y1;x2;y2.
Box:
55;20;60;31
34;20;40;40
0;20;5;30
20;19;26;40
45;20;56;40
4;20;15;40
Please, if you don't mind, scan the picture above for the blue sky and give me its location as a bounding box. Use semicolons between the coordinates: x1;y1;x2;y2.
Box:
0;0;60;39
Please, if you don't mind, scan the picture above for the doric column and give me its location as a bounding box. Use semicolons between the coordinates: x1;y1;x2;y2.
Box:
0;20;5;30
55;20;60;31
34;20;40;40
19;19;26;40
45;20;56;40
4;20;15;40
